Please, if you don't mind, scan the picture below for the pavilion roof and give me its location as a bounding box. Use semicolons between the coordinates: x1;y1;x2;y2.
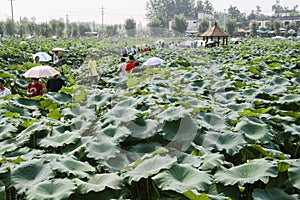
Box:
201;24;229;37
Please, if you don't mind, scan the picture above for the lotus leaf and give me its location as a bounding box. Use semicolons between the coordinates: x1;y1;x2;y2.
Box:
103;106;140;125
153;164;211;193
160;115;198;151
86;139;120;161
199;153;225;171
288;161;300;190
157;106;192;123
214;159;278;186
201;131;247;156
234;119;272;143
0;180;6;200
11;160;54;193
26;178;76;200
123;154;176;184
95;124;130;143
127;119;158;139
75;173;124;194
0;124;18;141
37;131;81;148
252;188;298;200
50;157;95;179
197;112;228;131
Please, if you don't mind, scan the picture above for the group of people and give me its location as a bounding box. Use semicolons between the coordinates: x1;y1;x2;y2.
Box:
117;55;141;76
27;74;65;98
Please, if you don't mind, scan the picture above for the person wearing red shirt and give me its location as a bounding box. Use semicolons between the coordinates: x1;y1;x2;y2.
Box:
125;55;135;73
27;78;46;97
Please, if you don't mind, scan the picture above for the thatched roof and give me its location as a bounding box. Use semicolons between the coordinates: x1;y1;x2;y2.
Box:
201;24;229;37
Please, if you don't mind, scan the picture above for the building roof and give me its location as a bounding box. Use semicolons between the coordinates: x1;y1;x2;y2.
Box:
201;24;229;37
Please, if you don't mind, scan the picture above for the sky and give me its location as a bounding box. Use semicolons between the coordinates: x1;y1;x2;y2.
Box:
0;0;297;26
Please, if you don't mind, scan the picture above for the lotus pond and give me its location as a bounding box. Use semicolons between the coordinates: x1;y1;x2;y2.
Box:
0;36;300;200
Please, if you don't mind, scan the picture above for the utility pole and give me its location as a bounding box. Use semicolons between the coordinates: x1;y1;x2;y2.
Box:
66;14;69;37
101;5;105;29
9;0;14;23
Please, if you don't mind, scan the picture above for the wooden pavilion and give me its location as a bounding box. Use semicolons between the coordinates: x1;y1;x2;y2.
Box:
200;23;229;46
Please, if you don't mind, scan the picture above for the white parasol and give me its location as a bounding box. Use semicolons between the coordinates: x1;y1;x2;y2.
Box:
23;65;60;78
143;57;164;66
32;52;52;62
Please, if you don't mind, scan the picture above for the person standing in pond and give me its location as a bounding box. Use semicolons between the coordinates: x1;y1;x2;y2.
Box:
46;74;65;92
88;55;98;85
117;57;127;76
0;78;11;97
125;55;135;73
27;78;46;97
34;56;40;63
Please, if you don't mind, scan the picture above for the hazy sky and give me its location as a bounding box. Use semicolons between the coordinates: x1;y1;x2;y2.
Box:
0;0;297;25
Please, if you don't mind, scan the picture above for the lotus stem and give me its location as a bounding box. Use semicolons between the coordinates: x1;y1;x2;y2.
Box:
294;142;300;158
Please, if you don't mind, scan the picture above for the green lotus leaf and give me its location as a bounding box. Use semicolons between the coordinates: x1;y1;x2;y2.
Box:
153;164;211;193
199;153;225;171
86;93;112;109
123;154;177;184
11;97;40;110
86;139;120;161
160;115;198;151
0;139;18;156
252;188;298;200
157;106;192;123
278;94;300;104
103;106;140;125
288;161;300;190
0;180;6;200
15;78;28;89
11;160;54;193
16;122;50;145
5;103;32;117
72;190;124;200
37;131;81;148
198;131;247;156
51;157;95;179
0;124;18;140
177;153;203;168
95;124;130;143
197;112;227;131
75;173;124;194
45;92;73;105
26;178;76;200
129;142;162;154
183;191;210;200
214;159;278;186
127;119;158;139
270;76;291;86
234;119;272;143
283;124;300;137
99;152;131;172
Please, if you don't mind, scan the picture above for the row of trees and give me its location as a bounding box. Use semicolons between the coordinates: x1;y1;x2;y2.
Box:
0;0;298;38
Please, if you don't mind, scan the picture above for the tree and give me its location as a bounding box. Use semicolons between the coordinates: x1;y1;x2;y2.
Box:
251;21;258;35
198;19;209;34
225;19;236;36
49;19;65;37
272;0;283;12
69;22;79;37
5;19;15;36
124;18;136;37
147;17;164;36
0;21;4;36
105;25;118;37
171;13;188;33
203;0;214;14
78;22;91;37
194;0;205;17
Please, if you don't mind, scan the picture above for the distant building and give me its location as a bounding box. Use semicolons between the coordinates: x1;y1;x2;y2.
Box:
168;12;213;31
